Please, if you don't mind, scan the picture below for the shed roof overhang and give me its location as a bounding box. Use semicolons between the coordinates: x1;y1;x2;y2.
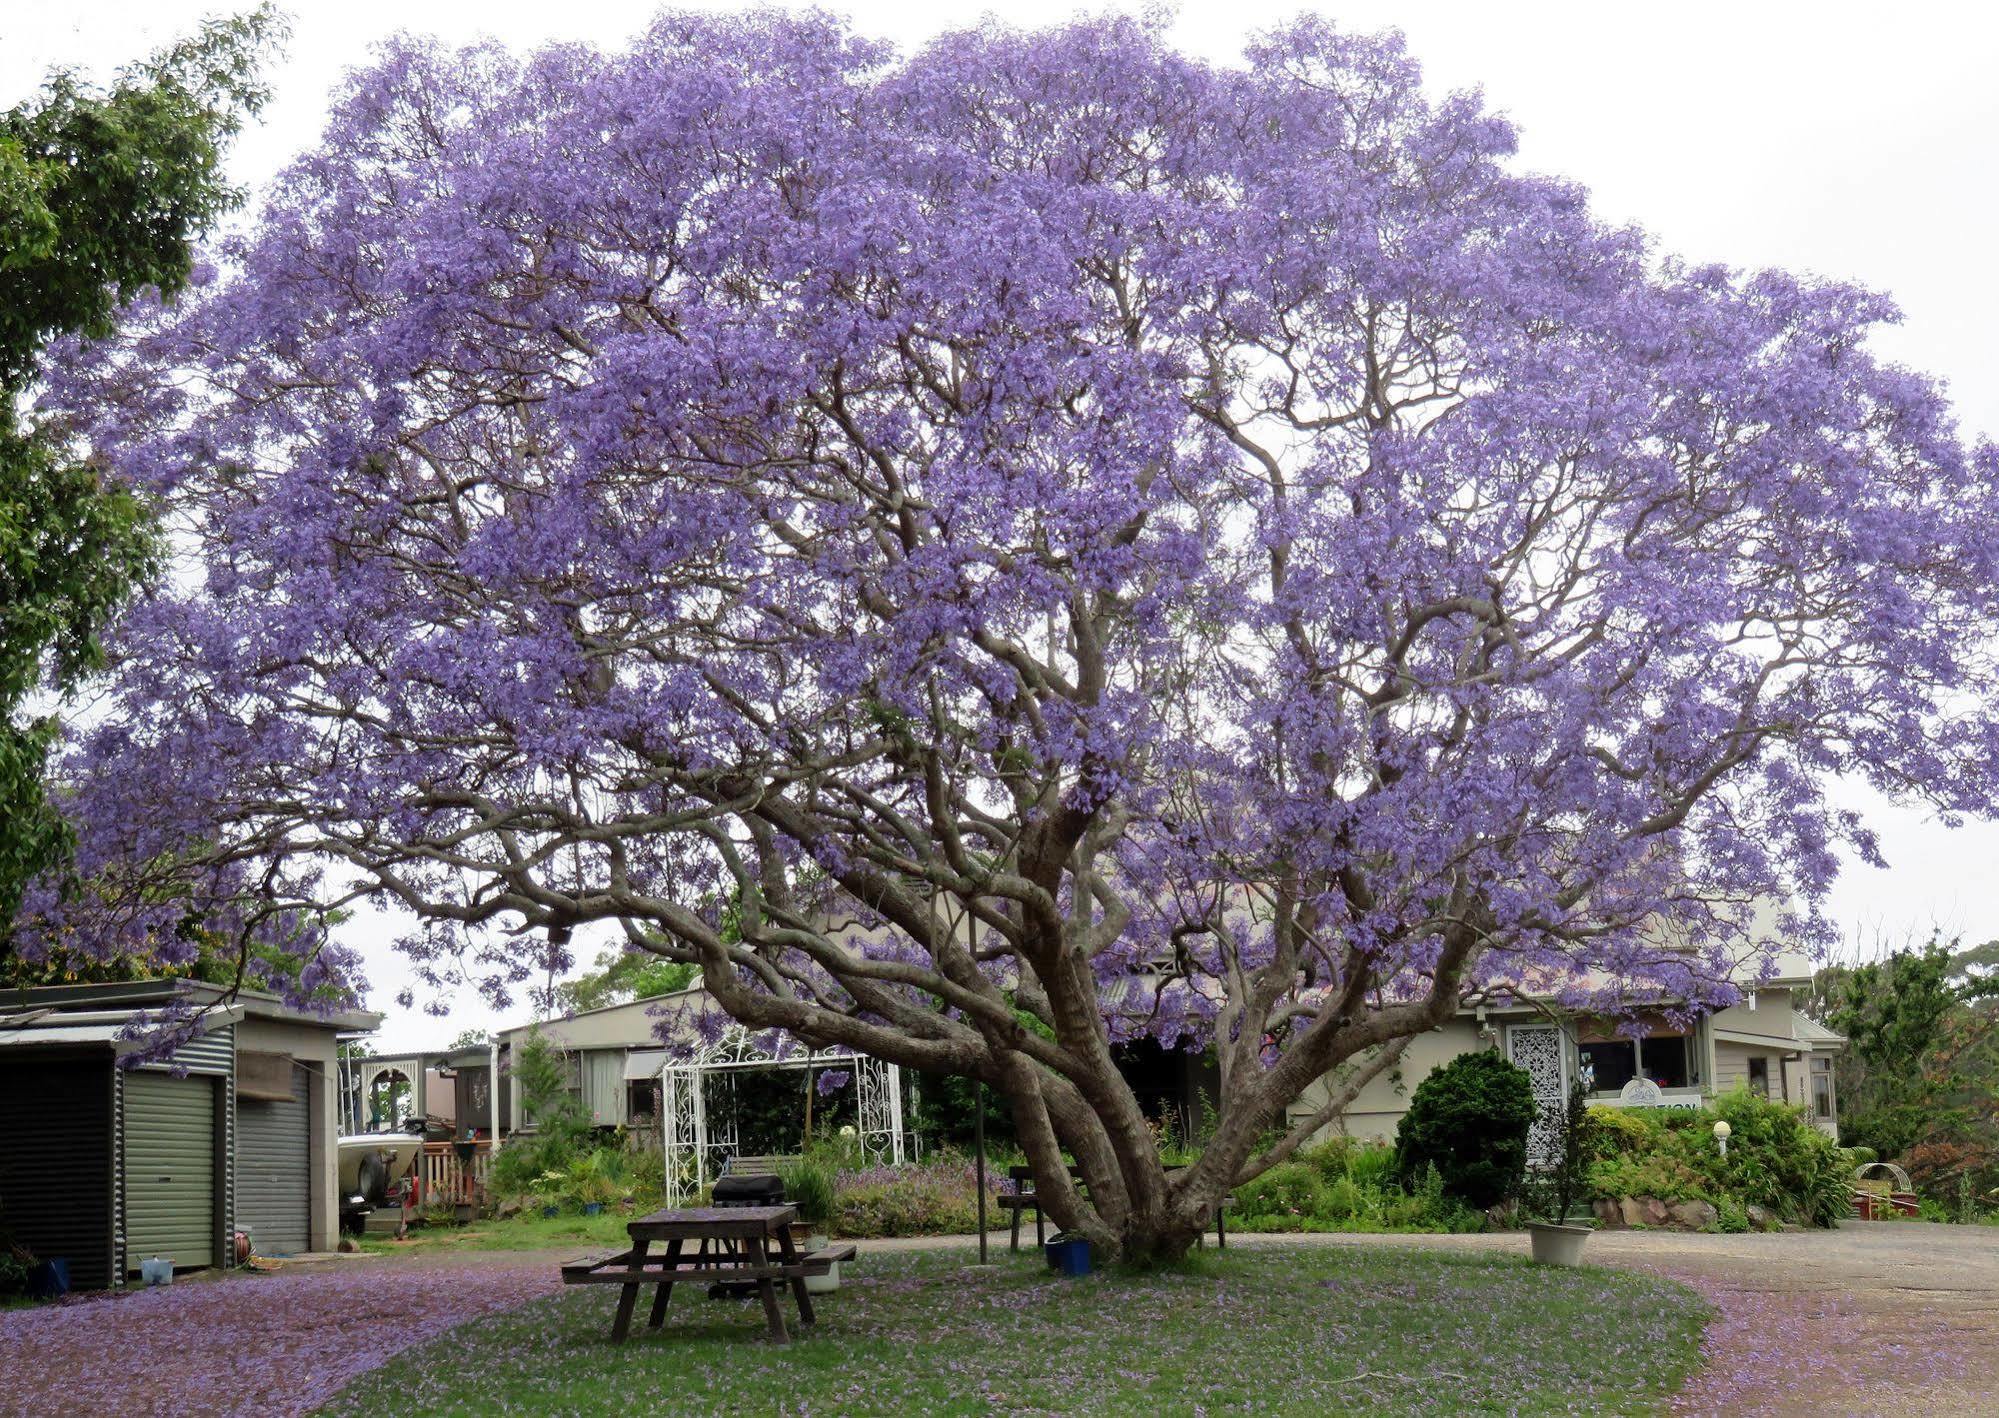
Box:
0;1002;245;1052
2;979;380;1033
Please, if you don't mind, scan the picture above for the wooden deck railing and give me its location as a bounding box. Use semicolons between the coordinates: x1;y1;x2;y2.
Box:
418;1139;494;1206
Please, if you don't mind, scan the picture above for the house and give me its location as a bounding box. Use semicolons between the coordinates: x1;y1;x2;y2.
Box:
1294;944;1845;1150
0;980;381;1286
493;991;695;1133
336;1044;499;1137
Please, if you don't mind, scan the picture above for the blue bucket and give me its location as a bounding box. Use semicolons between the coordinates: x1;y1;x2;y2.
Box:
1044;1233;1092;1277
1057;1237;1092;1278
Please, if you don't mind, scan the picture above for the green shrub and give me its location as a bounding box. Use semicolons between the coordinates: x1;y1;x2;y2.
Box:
1583;1088;1852;1227
1232;1162;1328;1223
1588;1153;1715;1204
1587;1104;1658;1159
780;1155;837;1225
1227;1153;1486;1235
1394;1050;1536;1209
1715;1197;1750;1233
0;1243;32;1299
492;1028;595;1201
622;1139;665;1206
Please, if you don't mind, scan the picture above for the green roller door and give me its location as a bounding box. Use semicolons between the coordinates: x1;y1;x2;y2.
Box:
237;1063;310;1255
124;1070;218;1270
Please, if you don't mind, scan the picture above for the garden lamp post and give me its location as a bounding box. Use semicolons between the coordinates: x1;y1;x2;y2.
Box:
1713;1119;1731;1158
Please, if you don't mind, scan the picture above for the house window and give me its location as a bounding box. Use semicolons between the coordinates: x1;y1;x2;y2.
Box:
1580;1031;1692;1094
627;1079;659;1121
1810;1056;1835;1121
1747;1056;1770;1098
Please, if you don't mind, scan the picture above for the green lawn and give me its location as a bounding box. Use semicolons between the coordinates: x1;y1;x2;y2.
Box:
360;1208;640;1255
321;1245;1710;1416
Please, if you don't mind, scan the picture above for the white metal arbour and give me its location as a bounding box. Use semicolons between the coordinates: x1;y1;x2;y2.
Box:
658;1027;913;1205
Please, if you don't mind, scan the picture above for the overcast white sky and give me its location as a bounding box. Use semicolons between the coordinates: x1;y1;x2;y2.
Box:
9;2;1998;1050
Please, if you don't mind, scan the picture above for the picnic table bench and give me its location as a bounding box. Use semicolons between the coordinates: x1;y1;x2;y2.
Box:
995;1164;1234;1251
562;1204;854;1344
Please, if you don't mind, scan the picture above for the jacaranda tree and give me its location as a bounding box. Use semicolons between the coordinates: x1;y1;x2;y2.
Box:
27;13;1999;1259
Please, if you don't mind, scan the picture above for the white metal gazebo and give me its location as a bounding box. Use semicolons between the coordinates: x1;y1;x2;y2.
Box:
656;1026;912;1205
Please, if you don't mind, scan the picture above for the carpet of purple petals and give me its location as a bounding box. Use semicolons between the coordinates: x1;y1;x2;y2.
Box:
0;1255;559;1417
1659;1266;1972;1416
315;1245;1707;1416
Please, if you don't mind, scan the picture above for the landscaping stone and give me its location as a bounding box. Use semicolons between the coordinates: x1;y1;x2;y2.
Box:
1619;1197;1649;1228
1669;1200;1719;1231
1746;1204;1778;1231
496;1197;524;1219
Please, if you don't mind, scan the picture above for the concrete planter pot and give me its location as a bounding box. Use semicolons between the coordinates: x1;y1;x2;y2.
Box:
799;1232;840;1293
1526;1221;1591;1267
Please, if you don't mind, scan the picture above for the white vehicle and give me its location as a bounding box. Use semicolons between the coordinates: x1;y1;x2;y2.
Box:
337;1131;426;1219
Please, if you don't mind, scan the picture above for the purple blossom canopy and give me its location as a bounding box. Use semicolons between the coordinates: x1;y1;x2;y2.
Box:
26;13;1999;1210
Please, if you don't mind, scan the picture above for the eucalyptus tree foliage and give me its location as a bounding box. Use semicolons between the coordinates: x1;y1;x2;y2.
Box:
0;5;280;943
28;13;1999;1258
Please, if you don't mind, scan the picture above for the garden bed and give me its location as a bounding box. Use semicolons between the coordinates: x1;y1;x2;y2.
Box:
316;1245;1709;1416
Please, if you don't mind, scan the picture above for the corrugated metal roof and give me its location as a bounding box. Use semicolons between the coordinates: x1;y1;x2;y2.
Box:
0;1004;244;1052
0;1022;132;1049
1794;1015;1846;1045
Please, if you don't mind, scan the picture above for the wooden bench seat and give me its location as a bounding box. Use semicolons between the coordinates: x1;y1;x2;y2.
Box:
720;1154;801;1177
993;1167;1235;1251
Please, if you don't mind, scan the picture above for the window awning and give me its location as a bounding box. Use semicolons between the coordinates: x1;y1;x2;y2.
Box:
237;1049;298;1101
622;1049;668;1081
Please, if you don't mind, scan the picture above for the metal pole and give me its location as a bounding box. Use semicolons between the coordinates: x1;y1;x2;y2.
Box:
974;1080;988;1265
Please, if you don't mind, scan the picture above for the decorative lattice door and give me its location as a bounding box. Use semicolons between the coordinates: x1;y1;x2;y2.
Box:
1506;1024;1568;1164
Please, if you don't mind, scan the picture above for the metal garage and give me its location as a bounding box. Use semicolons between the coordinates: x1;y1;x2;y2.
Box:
236;1055;311;1255
1;981;380;1290
122;1068;224;1271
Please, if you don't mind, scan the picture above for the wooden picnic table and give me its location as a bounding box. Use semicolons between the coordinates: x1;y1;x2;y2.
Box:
560;1204;855;1344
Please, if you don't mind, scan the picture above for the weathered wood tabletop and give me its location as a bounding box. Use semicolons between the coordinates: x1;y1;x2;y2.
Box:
561;1203;854;1344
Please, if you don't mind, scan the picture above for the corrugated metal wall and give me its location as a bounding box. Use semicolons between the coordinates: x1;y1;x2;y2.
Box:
122;1071;220;1270
236;1062;310;1255
120;1022;234;1276
0;1051;116;1290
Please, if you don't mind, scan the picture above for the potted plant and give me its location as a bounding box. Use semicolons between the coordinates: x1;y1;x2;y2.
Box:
1525;1076;1594;1266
